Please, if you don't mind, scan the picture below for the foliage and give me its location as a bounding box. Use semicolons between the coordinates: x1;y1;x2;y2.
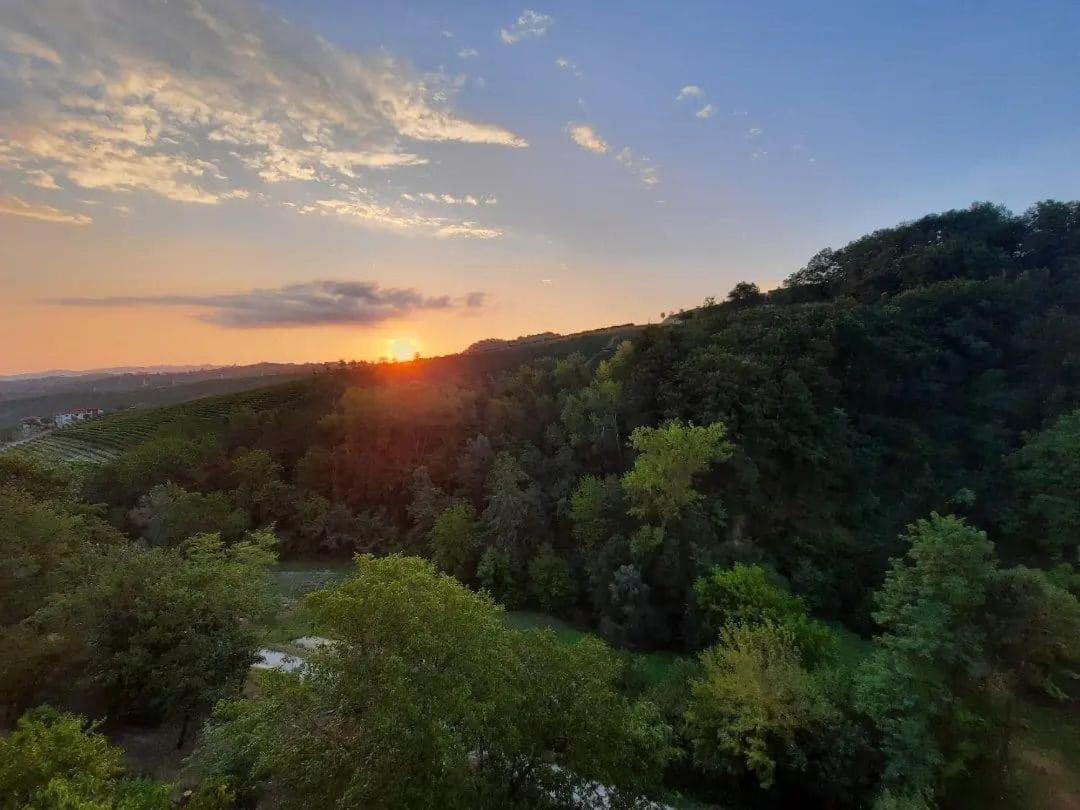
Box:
84;435;218;507
199;555;671;808
8;200;1080;806
984;565;1080;702
621;420;732;525
430;502;482;582
568;474;625;547
0;454;73;501
72;531;277;744
855;514;997;798
527;543;577;614
684;622;834;790
128;483;247;547
0;707;172;809
693;564;834;662
1008;408;1080;558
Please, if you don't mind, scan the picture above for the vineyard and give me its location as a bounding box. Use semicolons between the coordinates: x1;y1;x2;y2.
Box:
2;381;310;466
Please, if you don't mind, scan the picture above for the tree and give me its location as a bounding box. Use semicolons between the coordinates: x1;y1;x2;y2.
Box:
621;420;733;526
783;247;842;289
693;564;833;661
569;475;625;548
0;454;72;501
684;622;834;790
477;545;522;607
726;281;765;307
456;434;495;506
128;483;247;547
76;531;277;747
230;448;294;527
482;452;546;570
560;342;634;462
1008;408;1080;558
984;565;1080;702
527;545;576;614
85;435;217;507
0;486;121;628
430;502;482;582
0;707;172;809
0;486;125;714
855;514;997;800
198;556;671;808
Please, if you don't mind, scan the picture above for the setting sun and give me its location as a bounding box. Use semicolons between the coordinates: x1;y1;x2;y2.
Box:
388;338;420;362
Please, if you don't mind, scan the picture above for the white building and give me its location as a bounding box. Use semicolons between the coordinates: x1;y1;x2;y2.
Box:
54;408;104;428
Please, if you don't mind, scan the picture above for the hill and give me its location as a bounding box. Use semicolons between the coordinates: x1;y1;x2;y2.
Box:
0;362;325;433
3;201;1079;810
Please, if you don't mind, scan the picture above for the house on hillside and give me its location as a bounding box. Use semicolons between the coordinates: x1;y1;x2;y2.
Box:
54;407;104;428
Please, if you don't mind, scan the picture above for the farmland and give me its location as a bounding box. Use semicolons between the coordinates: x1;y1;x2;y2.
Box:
1;380;311;466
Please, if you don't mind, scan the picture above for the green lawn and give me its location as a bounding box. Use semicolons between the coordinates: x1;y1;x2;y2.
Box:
503;610;689;690
1008;698;1080;810
264;560;353;646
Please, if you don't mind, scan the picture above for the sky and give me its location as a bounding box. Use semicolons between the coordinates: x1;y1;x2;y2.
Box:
1;0;1078;374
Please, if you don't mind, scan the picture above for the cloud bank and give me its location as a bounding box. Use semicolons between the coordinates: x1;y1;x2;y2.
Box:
49;280;486;328
0;0;522;236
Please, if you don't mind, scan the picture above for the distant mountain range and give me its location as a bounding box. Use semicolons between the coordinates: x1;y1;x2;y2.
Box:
0;365;221;381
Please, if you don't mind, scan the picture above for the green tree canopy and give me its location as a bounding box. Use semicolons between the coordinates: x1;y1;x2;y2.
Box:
684;622;834;790
73;531;277;747
1008;408;1080;558
0;707;172;810
199;555;670;808
429;502;482;582
621;420;733;526
855;514;997;801
693;563;834;661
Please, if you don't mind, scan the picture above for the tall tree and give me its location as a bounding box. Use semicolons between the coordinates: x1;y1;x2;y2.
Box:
199;556;671;808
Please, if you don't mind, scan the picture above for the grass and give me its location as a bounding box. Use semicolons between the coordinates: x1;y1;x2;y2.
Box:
263;560;353;649
502;609;591;644
504;609;690;690
1008;698;1080;810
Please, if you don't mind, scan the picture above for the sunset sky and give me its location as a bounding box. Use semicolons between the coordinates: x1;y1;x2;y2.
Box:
1;0;1078;374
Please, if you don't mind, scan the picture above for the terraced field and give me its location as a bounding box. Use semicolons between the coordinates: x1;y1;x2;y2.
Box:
2;380;310;466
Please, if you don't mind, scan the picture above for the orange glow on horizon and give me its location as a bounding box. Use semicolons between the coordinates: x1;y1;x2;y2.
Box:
387;338;420;363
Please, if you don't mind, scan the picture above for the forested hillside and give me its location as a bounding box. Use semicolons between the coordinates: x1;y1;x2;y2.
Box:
3;201;1080;809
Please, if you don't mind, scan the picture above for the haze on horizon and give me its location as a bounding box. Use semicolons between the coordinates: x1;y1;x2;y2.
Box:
1;0;1078;375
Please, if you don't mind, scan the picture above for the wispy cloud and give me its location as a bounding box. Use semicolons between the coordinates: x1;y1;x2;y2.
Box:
676;85;702;101
0;28;62;66
0;0;521;236
404;192;497;206
567;124;609;154
615;148;659;186
0;196;91;225
555;57;582;77
566;125;659;187
748;127;764;137
695;104;715;119
457;48;479;59
500;10;553;44
294;195;502;239
25;170;61;190
48;280;486;328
